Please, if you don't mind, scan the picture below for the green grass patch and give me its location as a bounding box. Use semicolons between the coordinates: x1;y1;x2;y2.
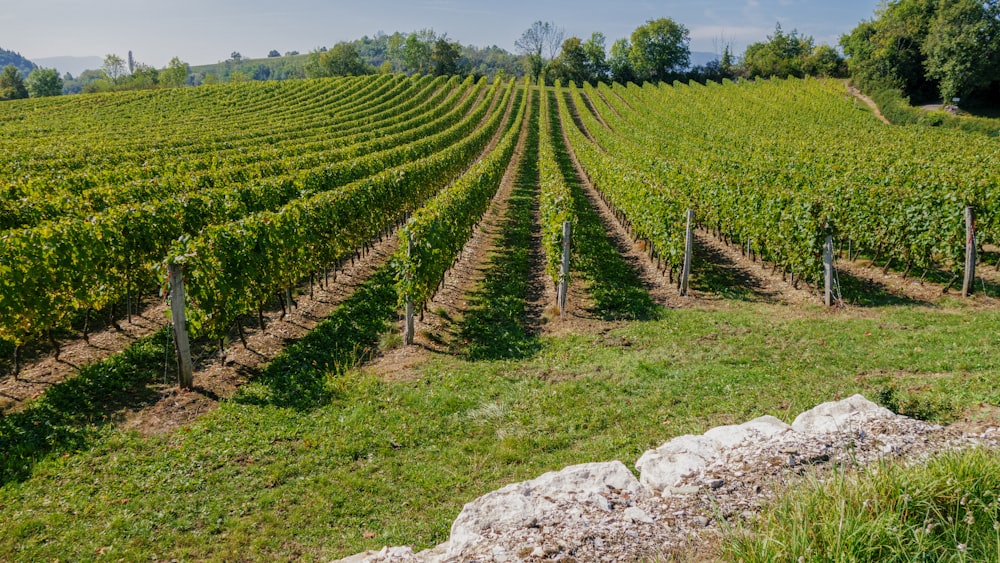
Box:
455;91;542;361
1;302;997;560
722;448;1000;562
238;265;399;409
0;328;173;484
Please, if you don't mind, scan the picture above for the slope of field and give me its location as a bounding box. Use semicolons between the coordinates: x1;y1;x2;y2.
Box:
563;78;1000;287
0;74;510;367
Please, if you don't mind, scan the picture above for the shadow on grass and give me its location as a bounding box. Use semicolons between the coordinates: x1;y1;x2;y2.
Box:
835;268;932;307
0;329;171;485
236;266;399;409
549;92;659;321
457;93;543;361
689;234;776;302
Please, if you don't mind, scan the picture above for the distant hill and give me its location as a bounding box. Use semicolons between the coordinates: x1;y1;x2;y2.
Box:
0;47;37;76
33;56;104;77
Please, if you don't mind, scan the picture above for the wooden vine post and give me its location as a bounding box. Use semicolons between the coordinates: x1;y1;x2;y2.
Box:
823;224;834;307
404;233;415;346
680;209;694;296
558;221;572;318
167;262;194;389
962;206;976;297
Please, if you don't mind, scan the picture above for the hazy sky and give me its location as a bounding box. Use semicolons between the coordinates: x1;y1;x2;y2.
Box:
3;0;881;68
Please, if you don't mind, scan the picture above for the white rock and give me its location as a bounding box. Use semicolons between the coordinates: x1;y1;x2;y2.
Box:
445;461;643;558
635;434;721;492
665;486;701;496
624;507;655;524
792;394;895;436
703;415;792;448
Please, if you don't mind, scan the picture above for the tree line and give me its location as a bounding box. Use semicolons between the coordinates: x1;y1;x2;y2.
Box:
841;0;1000;107
4;3;999;111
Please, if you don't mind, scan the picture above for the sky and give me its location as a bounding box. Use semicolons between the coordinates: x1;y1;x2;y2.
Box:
2;0;882;70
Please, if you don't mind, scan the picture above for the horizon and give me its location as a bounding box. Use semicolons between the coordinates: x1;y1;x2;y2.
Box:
5;1;881;72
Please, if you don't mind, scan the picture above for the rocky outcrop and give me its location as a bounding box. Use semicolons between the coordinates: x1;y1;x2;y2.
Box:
335;395;998;562
445;461;644;558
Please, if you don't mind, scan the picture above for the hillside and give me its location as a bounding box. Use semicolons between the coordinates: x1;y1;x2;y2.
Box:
0;76;997;561
0;47;36;75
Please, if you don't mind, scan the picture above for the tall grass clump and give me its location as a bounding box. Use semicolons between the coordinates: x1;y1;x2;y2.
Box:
723;447;1000;562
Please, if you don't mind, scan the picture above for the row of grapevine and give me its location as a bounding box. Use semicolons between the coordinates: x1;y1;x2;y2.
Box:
569;78;999;286
0;75;465;230
537;86;576;287
558;83;687;274
0;76;501;356
1;74;403;173
394;80;529;311
170;78;519;340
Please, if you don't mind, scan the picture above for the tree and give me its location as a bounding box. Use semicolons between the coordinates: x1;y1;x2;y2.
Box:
432;38;461;76
515;21;564;79
840;0;938;99
0;65;28;100
628;18;691;81
609;38;636;83
26;67;62;97
268;50;281;58
230;51;243;63
548;37;588;84
102;54;127;84
742;24;840;78
305;43;371;78
720;45;736;77
804;44;848;77
403;32;433;74
163;57;189;88
582;32;610;82
130;63;159;88
924;0;1000;102
385;32;406;72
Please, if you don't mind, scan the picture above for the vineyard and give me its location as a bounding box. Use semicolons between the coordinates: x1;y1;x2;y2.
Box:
2;75;997;373
1;73;999;560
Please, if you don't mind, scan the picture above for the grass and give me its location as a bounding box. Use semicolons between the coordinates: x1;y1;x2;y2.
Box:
0;327;173;484
547;91;660;321
1;299;998;560
722;447;1000;562
455;91;542;361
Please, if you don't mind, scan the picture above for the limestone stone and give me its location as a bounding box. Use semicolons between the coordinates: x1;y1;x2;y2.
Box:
792;394;895;435
703;415;793;448
635;434;721;492
445;461;642;559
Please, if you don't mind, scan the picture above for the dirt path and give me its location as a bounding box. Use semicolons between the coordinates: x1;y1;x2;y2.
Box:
692;230;824;306
846;82;891;125
832;251;999;308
